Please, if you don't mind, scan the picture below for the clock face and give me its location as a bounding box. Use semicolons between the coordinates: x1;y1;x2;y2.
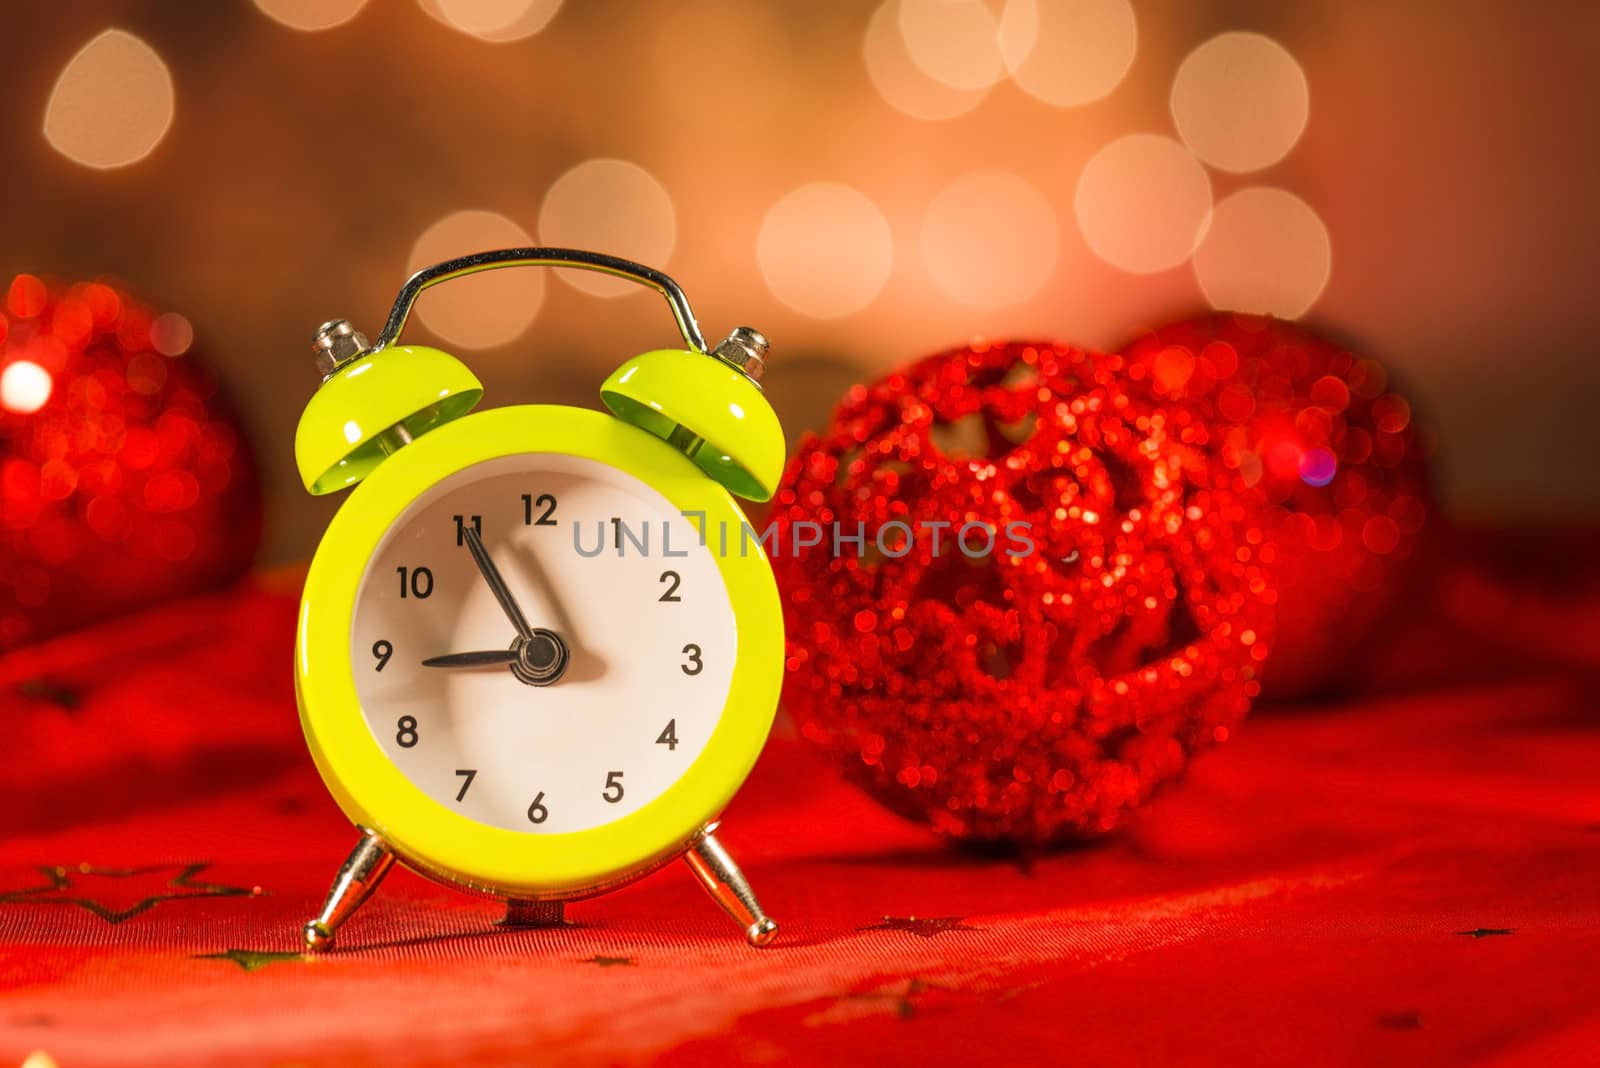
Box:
350;452;738;835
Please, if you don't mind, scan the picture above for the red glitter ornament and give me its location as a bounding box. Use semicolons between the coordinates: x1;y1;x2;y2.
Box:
1121;314;1431;698
770;341;1274;844
0;274;260;650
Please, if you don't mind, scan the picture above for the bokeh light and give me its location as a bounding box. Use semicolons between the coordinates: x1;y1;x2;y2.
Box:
999;0;1138;108
863;0;987;120
8;275;48;319
921;171;1058;308
897;0;1007;91
1193;187;1331;318
420;0;563;42
1299;446;1337;487
408;210;543;349
44;30;175;170
1075;133;1212;274
1171;32;1309;173
150;312;194;357
537;159;676;298
1;361;53;414
252;0;368;32
757;183;893;319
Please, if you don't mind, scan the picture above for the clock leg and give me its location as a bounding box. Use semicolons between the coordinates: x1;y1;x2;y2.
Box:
303;828;395;952
684;823;778;948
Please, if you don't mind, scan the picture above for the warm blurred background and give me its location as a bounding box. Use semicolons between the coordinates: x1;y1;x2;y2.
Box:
2;0;1597;568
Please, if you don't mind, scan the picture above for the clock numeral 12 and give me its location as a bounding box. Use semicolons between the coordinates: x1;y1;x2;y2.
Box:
522;493;557;527
452;514;481;546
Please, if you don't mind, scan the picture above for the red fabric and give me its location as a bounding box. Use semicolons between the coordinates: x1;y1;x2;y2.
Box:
2;537;1598;1067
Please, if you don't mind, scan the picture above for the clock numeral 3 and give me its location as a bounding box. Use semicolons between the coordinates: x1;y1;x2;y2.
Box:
452;514;481;546
372;639;393;671
397;566;433;599
522;493;558;527
527;791;549;824
656;719;679;751
658;570;682;602
454;769;476;802
396;715;419;748
602;771;625;804
681;643;702;675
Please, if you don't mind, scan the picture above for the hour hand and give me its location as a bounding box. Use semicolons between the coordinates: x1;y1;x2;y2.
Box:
422;629;569;686
421;649;520;668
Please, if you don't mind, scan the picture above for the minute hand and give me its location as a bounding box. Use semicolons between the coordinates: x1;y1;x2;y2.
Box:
462;526;534;639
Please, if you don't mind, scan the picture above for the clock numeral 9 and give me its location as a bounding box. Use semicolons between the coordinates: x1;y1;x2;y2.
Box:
681;643;702;675
397;566;433;599
527;791;549;824
522;493;557;527
372;639;393;671
396;715;419;748
452;514;481;546
656;719;679;751
658;570;682;602
602;771;625;804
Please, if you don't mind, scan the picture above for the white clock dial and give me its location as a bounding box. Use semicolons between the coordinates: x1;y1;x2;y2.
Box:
350;453;737;834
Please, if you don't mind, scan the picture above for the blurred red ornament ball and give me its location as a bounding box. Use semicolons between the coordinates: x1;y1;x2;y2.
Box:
0;274;260;650
1121;314;1431;698
771;341;1275;844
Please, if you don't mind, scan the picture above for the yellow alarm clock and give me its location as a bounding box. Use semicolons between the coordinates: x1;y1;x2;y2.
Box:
292;249;785;950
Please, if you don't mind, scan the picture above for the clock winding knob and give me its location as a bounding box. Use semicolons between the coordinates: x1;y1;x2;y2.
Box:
712;327;769;383
312;318;370;378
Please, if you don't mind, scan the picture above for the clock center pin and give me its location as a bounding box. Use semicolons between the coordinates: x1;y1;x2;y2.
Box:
512;628;569;687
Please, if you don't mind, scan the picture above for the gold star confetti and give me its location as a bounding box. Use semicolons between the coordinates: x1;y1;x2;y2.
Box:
0;863;255;923
195;948;311;972
860;915;982;939
842;977;951;1019
16;678;81;709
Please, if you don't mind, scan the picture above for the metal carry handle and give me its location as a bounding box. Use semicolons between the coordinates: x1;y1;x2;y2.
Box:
366;247;709;357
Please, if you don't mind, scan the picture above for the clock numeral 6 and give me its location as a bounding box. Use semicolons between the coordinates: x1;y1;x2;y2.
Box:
522;493;557;527
397;565;433;599
602;770;625;804
656;719;679;751
396;715;419;748
452;514;481;546
372;639;393;671
658;570;682;602
527;791;549;824
681;643;702;675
